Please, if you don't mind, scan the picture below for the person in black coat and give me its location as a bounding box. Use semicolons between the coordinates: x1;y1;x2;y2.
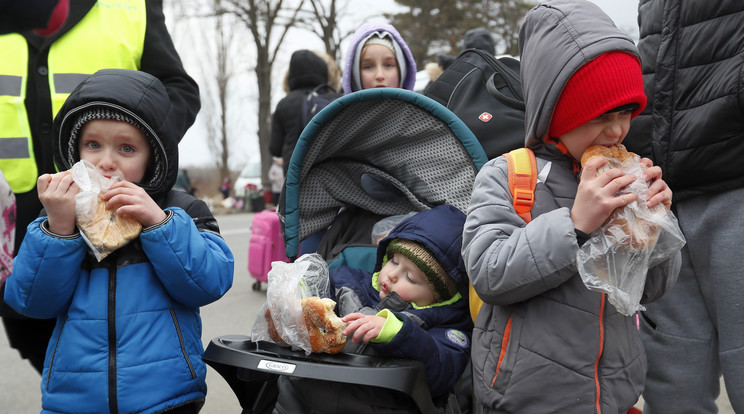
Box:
269;50;328;176
623;1;744;412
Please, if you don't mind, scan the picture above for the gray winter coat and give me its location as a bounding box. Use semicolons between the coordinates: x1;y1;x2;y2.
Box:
462;1;681;412
623;0;744;202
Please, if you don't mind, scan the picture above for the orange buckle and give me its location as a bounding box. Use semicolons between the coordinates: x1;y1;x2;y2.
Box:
513;188;534;213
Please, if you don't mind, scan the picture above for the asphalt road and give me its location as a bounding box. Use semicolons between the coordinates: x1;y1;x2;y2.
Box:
0;211;735;413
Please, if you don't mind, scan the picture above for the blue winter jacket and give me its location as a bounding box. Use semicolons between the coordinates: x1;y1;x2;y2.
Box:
4;69;234;414
6;201;233;413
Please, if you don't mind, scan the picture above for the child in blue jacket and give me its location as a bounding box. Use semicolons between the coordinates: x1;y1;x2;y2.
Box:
4;69;234;414
274;205;472;413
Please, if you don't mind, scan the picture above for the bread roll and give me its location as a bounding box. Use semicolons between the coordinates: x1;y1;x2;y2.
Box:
301;297;347;354
77;195;142;257
580;144;663;250
580;143;636;167
264;297;347;354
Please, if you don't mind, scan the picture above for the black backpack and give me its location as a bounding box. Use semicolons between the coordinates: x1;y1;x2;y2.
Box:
302;83;344;126
424;48;525;159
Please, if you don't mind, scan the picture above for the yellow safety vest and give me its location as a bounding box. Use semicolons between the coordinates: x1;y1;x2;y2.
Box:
0;0;146;193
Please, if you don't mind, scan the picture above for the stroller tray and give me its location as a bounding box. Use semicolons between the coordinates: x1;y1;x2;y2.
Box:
203;335;447;413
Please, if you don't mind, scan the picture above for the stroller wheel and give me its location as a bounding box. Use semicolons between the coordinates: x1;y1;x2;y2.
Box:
252;281;262;291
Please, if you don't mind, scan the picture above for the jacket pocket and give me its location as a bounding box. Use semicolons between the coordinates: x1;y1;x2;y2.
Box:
169;309;197;379
490;313;521;392
45;317;66;391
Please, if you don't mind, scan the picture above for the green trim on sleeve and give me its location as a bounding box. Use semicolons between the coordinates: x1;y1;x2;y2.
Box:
371;309;404;343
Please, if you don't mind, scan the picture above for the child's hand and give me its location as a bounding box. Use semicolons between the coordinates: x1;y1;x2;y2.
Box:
640;158;673;210
342;313;385;344
572;157;638;234
102;181;166;227
38;171;78;235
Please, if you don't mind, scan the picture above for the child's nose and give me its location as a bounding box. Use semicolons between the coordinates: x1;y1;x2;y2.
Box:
98;150;116;171
604;118;623;138
387;270;398;283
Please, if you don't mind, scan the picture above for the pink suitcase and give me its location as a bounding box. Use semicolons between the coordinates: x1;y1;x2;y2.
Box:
247;210;289;291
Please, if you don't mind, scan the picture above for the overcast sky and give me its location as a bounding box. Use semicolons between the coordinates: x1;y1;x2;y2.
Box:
176;0;640;169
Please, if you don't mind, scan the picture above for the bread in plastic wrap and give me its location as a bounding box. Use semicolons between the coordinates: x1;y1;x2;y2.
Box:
252;254;347;354
577;144;685;315
72;160;142;261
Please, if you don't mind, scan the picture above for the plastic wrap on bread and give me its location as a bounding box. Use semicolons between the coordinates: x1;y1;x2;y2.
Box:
251;253;347;354
577;144;685;316
71;160;142;261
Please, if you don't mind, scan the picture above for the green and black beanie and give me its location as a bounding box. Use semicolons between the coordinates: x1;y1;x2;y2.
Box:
386;238;457;303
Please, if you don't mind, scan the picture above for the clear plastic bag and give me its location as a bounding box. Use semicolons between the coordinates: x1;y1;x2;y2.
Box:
251;253;331;354
577;155;686;316
71;160;141;261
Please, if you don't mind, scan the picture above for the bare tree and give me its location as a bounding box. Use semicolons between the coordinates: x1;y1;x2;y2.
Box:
296;0;350;62
181;0;241;180
389;0;535;66
478;0;534;56
387;0;466;68
165;0;246;181
224;0;305;189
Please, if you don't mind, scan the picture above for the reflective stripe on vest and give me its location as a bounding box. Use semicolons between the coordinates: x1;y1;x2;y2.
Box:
0;0;146;193
0;34;35;193
48;0;146;116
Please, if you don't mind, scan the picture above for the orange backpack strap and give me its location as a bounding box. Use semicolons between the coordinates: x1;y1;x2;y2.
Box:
504;147;537;224
469;148;537;323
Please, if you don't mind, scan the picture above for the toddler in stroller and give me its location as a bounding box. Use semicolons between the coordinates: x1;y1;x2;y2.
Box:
274;205;472;413
203;88;488;413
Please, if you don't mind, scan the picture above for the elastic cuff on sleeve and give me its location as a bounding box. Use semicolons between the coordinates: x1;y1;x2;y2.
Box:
371;309;404;343
575;228;591;246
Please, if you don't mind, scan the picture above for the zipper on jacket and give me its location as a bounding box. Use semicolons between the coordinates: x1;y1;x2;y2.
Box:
170;308;197;379
45;316;67;391
593;293;606;414
107;263;118;414
491;314;513;387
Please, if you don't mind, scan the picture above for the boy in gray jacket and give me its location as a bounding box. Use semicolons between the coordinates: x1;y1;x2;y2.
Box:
462;1;681;412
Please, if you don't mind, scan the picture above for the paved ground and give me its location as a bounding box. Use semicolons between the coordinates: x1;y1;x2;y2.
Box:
0;211;735;413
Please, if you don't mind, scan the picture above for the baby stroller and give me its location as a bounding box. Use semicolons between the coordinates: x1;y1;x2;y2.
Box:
203;88;488;413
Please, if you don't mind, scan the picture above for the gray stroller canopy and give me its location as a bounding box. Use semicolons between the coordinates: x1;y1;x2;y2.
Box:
280;88;488;258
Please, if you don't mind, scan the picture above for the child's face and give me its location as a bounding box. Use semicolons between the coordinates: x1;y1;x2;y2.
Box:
378;252;437;306
558;109;633;160
78;119;151;183
360;44;400;89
